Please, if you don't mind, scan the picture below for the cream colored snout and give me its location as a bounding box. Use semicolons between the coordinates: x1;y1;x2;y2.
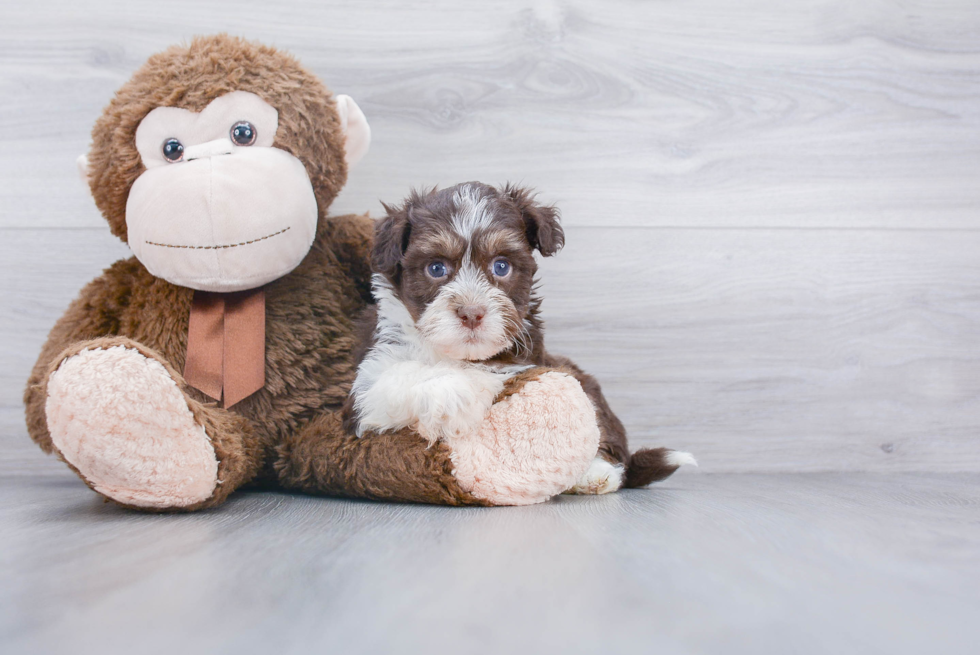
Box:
126;146;319;293
112;90;371;292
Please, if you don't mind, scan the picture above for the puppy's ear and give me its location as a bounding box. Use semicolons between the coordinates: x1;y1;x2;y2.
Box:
501;183;564;256
372;203;412;280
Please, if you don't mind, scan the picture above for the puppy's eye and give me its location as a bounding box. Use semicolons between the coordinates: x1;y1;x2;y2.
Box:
426;261;449;279
230;121;257;146
492;258;511;277
162;138;184;162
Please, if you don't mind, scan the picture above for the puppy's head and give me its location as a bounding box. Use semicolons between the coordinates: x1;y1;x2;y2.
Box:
373;182;563;361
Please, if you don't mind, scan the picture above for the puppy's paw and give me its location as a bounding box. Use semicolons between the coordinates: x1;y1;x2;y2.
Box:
413;369;504;443
566;457;625;495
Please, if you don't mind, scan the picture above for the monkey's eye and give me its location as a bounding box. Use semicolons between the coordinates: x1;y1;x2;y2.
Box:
162;138;184;162
492;258;511;277
426;261;449;279
230;121;257;146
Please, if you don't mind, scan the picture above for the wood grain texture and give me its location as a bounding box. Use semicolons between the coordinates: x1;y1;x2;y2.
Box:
1;0;979;472
538;227;980;471
2;471;979;654
2;0;980;229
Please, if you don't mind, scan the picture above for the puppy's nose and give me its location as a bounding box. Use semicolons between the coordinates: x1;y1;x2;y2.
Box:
457;304;486;329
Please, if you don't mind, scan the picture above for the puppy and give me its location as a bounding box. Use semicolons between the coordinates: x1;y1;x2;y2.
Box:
344;182;696;494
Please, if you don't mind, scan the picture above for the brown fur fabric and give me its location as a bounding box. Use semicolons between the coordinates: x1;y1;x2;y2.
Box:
275;415;489;506
23;35;479;510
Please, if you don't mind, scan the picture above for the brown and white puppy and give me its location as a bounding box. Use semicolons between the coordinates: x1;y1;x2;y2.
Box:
346;182;695;494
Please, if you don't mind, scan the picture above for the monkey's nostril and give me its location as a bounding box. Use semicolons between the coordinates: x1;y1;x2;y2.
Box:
457;305;486;329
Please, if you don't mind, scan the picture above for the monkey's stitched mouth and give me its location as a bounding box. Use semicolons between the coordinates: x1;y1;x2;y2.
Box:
144;226;291;250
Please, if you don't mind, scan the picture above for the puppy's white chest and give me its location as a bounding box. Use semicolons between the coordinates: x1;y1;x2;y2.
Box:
351;274;531;443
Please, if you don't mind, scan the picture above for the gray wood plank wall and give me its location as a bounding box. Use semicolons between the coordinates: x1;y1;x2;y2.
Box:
1;0;978;472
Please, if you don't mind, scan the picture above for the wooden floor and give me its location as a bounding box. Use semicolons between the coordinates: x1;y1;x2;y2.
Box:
2;467;978;655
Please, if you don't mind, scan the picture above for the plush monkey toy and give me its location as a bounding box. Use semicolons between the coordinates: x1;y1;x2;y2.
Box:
23;35;613;509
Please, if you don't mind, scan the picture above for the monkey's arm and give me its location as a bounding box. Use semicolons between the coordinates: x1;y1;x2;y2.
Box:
319;212;377;306
275;410;489;505
277;366;600;506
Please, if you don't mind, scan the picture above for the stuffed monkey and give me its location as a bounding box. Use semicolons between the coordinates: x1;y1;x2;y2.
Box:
23;35;612;510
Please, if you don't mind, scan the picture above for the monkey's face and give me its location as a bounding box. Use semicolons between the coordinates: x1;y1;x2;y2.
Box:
125;91;319;292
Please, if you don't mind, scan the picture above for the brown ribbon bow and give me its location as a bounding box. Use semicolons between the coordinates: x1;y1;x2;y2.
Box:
183;289;266;408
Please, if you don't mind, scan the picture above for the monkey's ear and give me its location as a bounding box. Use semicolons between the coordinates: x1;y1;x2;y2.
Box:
76;154;90;184
502;183;564;256
335;95;371;168
372;203;411;281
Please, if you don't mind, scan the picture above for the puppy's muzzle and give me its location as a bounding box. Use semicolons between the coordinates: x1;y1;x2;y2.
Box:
457;304;486;330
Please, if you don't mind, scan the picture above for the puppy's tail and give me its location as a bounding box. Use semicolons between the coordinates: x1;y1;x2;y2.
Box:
623;448;698;488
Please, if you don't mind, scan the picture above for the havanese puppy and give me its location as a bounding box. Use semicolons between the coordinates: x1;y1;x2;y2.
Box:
343;182;696;494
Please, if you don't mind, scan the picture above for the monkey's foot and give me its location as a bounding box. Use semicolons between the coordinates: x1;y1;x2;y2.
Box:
46;344;218;509
446;371;599;506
